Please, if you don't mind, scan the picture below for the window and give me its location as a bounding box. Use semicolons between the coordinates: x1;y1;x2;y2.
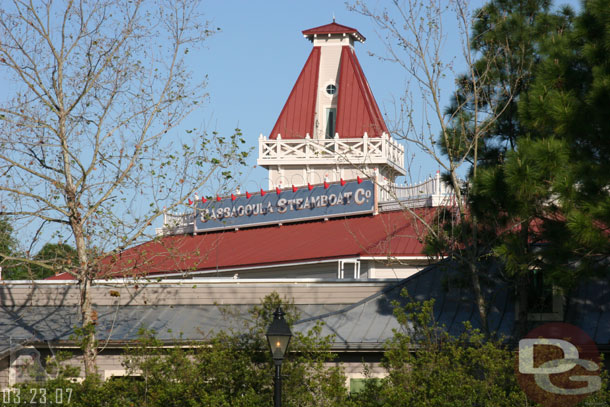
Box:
515;267;564;321
325;108;336;139
349;378;381;394
326;84;337;95
528;268;553;313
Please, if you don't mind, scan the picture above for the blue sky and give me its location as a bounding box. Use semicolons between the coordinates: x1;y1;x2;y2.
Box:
192;0;473;189
191;0;580;191
0;0;582;252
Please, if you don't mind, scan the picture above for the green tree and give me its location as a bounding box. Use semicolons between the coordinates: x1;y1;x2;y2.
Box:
3;293;350;407
424;0;571;335
472;137;572;335
520;0;610;273
350;290;528;407
0;215;21;278
2;240;78;280
120;293;349;407
470;0;610;335
31;243;78;279
351;0;572;335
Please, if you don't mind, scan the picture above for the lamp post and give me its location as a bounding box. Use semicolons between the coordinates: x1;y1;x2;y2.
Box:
266;307;293;407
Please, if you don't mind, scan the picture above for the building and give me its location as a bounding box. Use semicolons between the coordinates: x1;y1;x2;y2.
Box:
1;21;454;389
47;21;454;283
3;21;605;392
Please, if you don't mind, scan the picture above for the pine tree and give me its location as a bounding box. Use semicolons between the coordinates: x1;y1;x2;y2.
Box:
519;0;610;276
472;0;610;335
441;0;572;170
428;0;571;335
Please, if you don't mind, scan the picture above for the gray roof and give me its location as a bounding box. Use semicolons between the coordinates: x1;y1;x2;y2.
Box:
2;262;609;357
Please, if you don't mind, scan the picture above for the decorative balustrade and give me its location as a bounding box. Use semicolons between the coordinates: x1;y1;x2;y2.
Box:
378;172;456;209
155;212;193;236
257;132;405;172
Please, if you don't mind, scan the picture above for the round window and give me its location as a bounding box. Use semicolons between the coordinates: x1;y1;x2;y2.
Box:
326;84;337;95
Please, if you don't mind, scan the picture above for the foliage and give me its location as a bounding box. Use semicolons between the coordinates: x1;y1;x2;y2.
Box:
446;0;610;336
3;242;79;280
349;289;529;407
425;0;582;337
0;215;79;279
441;0;572;166
1;293;349;407
0;215;24;278
351;0;571;337
519;0;610;273
5;292;610;406
117;293;347;407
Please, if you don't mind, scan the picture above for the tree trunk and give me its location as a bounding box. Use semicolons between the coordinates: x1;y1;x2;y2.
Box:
516;272;530;339
73;223;97;376
470;261;489;335
516;222;531;338
79;275;97;376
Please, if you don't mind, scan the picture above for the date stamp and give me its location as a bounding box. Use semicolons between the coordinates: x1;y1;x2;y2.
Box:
2;388;72;405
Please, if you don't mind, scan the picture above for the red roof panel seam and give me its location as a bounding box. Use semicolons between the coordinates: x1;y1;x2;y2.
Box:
348;48;379;135
270;47;320;139
350;50;388;134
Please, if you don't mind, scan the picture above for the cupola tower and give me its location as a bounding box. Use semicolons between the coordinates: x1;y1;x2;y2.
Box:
257;22;406;189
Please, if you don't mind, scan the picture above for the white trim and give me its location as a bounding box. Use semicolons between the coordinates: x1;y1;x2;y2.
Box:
148;257;363;279
1;278;394;287
103;369;140;381
3;256;433;285
359;256;434;261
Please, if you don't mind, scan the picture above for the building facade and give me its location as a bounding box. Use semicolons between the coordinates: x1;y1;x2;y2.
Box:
0;22;496;391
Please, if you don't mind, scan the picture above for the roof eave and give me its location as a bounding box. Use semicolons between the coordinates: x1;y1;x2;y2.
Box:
303;32;365;43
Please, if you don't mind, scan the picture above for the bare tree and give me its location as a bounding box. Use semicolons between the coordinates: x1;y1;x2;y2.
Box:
0;0;246;375
350;0;528;334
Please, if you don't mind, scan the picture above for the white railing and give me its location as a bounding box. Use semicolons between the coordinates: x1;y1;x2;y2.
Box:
155;212;193;236
257;132;405;172
378;172;456;208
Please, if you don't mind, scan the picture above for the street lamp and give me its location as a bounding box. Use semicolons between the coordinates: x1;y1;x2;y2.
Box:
266;307;292;407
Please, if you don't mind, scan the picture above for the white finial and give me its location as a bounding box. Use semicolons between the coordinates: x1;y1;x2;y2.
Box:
333;12;335;23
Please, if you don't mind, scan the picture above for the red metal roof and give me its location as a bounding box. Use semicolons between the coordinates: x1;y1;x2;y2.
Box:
269;46;320;139
45;272;74;280
336;46;388;138
302;22;365;42
270;39;388;140
93;209;433;278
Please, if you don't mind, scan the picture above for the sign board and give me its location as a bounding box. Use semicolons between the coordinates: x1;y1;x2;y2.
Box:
194;180;375;233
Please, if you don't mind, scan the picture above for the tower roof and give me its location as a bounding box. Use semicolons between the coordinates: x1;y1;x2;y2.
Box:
302;22;366;42
269;47;320;139
269;23;387;140
336;46;388;137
